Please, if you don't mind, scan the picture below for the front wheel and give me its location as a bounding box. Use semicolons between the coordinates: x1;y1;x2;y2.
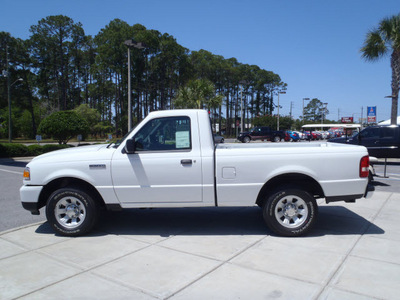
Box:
262;186;318;237
243;136;251;143
46;187;98;236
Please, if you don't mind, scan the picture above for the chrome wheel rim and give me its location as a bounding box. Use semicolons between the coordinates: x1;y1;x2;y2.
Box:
275;195;308;228
54;196;86;229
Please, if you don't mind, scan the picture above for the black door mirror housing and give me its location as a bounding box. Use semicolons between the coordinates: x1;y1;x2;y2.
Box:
124;138;136;154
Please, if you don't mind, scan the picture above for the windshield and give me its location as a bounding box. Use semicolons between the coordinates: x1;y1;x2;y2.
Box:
111;124;138;148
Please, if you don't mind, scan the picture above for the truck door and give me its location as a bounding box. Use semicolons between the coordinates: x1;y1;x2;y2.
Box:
378;126;399;158
111;116;203;204
358;127;381;156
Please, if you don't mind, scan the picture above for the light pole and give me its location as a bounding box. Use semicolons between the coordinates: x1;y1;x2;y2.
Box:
124;39;145;131
302;98;310;124
277;91;286;131
239;80;247;133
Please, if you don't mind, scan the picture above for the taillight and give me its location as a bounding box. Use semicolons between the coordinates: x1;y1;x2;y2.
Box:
360;156;369;178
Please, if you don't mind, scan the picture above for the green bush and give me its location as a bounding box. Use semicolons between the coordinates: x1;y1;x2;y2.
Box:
42;144;71;152
0;143;29;158
27;144;44;156
0;143;74;158
38;111;89;144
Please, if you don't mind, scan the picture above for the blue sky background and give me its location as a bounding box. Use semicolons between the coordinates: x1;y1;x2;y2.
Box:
1;0;399;122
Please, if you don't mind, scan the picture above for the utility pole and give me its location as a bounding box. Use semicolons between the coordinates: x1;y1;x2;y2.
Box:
6;46;11;143
361;106;364;126
290;101;293;119
124;39;146;131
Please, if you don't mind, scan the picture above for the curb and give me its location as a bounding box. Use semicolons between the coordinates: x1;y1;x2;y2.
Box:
0;221;46;236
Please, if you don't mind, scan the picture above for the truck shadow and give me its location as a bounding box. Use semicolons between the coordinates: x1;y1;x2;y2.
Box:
35;206;384;237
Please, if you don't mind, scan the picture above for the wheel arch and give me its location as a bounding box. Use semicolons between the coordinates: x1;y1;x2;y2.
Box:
38;177;106;210
256;173;324;207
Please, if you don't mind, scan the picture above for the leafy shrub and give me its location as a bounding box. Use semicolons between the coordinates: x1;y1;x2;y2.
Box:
27;144;44;156
38;111;89;144
0;143;74;158
0;143;29;157
42;144;71;152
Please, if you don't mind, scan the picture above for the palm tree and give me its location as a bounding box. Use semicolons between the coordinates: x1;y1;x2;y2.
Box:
173;79;222;110
361;14;400;125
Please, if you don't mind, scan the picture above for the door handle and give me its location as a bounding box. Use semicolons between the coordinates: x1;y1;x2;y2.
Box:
181;159;192;165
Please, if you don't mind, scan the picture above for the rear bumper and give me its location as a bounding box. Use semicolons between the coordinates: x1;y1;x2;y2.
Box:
325;182;374;203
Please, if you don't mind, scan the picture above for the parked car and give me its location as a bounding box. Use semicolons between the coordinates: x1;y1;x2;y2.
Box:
238;126;287;143
314;131;323;140
329;125;400;158
304;131;312;140
294;131;305;140
285;130;300;142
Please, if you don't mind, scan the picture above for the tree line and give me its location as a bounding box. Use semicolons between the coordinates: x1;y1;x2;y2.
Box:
0;15;292;140
2;13;399;141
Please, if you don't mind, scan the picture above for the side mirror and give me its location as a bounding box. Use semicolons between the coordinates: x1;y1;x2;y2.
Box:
124;138;136;154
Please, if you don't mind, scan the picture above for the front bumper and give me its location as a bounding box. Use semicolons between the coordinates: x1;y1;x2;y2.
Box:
20;185;43;215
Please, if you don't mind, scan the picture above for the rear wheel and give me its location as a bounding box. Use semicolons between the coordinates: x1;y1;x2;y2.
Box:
262;186;317;237
46;187;98;236
273;136;280;142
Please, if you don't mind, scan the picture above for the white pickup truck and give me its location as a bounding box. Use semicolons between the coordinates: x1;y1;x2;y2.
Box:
20;109;372;237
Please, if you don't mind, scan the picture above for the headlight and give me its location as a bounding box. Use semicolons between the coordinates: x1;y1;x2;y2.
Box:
23;167;30;181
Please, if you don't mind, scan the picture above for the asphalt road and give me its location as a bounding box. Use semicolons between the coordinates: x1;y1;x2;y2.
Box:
0;153;399;233
371;159;400;193
0;158;46;232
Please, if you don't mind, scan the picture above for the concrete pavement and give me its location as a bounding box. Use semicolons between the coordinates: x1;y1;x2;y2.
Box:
1;190;400;299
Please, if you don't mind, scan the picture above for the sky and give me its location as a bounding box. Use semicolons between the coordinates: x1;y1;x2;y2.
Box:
1;0;399;122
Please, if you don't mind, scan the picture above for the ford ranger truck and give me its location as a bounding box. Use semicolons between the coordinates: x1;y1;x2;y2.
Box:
20;109;372;237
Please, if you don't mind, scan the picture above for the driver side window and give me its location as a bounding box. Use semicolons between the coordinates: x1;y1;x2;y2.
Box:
360;127;379;139
134;116;191;151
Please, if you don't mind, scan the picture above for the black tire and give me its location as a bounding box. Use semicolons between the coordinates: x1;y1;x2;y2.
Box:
46;187;98;237
262;186;318;237
243;136;251;143
368;170;374;183
273;136;280;142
